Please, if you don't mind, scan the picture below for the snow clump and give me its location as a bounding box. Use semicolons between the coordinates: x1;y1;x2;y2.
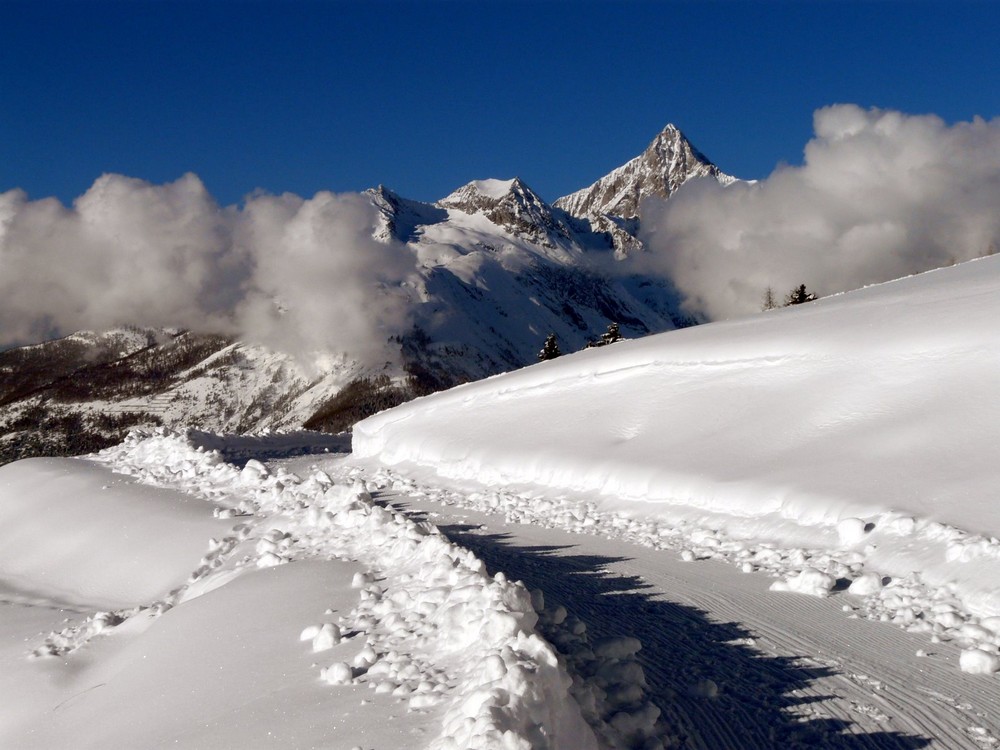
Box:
770;567;838;597
89;429;613;749
959;648;1000;675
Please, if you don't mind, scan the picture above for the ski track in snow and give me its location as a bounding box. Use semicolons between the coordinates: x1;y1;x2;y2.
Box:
10;428;999;749
302;457;1000;750
18;429;676;750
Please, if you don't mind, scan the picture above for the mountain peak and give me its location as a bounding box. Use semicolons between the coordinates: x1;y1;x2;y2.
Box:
438;177;532;207
470;178;518;199
554;123;734;221
437;177;572;247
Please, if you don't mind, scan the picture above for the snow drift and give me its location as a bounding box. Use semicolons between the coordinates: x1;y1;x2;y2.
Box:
355;254;1000;616
0;456;230;609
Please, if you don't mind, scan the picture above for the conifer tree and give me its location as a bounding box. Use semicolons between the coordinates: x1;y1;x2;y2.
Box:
600;321;622;345
538;333;561;361
784;283;817;306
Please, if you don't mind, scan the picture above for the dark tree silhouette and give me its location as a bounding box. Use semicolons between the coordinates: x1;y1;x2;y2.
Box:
784;284;817;306
538;333;561;361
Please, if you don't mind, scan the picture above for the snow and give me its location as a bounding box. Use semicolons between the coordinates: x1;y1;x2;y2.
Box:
439;178;517;205
0;457;231;609
470;178;516;199
364;483;1000;747
7;254;1000;745
355;254;1000;650
554;123;736;221
769;566;838;597
960;648;1000;675
0;429;631;749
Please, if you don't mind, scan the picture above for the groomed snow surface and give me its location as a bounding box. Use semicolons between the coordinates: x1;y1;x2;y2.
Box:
356;254;1000;667
0;430;662;749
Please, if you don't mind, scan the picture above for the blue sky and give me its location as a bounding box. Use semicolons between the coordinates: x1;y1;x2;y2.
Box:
2;0;998;207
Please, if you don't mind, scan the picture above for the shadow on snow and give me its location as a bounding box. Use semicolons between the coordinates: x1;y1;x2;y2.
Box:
418;517;930;750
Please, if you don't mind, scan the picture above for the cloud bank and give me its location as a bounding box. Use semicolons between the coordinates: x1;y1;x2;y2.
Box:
0;174;416;366
639;105;1000;320
4;106;998;364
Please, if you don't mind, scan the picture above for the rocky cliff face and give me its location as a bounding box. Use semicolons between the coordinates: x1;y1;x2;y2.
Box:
555;124;735;223
438;178;575;248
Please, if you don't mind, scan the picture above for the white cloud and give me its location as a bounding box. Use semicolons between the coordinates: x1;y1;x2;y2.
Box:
639;105;1000;319
0;173;240;344
235;190;416;366
0;174;416;366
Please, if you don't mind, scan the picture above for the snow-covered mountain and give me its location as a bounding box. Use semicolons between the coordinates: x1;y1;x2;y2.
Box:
435;177;575;248
0;125;727;463
0;328;344;464
554;124;736;255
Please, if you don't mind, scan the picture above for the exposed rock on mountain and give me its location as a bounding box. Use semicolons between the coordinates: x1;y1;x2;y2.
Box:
438;178;574;248
555;125;736;255
0;329;328;464
1;123;728;462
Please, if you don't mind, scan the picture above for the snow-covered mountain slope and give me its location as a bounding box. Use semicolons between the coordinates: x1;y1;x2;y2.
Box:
355;254;1000;629
2;152;708;462
554;124;737;225
0;329;363;464
388;177;691;381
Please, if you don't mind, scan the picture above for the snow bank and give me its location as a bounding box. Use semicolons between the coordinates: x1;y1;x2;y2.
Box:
80;429;603;749
0;457;230;609
15;560;381;749
354;256;1000;621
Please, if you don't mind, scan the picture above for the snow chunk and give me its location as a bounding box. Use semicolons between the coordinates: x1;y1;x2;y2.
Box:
848;572;884;596
321;662;354;685
837;517;870;546
241;459;269;482
691;679;719;699
960;648;1000;675
770;567;837;597
256;551;286;568
594;636;642;660
312;623;342;652
299;625;321;642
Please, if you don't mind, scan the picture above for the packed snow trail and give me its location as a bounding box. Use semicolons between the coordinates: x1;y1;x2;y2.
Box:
353;255;1000;625
301;457;1000;750
2;430;679;749
8;427;995;748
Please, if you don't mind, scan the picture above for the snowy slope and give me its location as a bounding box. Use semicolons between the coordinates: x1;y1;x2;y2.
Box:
0;430;668;749
355;255;1000;629
0;457;231;610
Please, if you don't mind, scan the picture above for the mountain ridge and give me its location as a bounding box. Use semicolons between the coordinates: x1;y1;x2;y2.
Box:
555;123;736;224
0;122;722;463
